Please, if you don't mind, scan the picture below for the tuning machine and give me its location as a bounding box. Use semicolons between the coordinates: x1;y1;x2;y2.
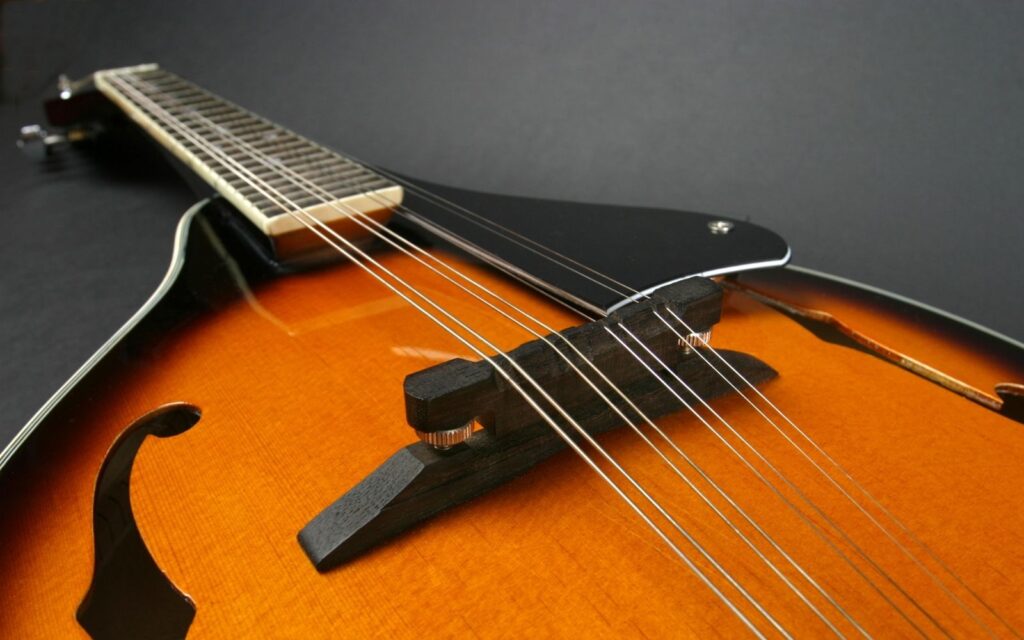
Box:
16;124;69;160
57;73;96;101
17;71;106;160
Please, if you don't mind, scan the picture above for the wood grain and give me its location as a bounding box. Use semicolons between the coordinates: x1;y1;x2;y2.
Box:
1;252;1022;638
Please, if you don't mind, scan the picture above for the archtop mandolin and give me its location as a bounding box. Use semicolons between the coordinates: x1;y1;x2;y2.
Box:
2;64;1023;639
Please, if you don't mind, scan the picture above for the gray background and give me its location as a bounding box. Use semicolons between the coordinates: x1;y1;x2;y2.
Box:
2;0;1022;447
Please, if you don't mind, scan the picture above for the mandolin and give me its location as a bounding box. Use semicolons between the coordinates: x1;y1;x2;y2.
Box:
2;64;1023;639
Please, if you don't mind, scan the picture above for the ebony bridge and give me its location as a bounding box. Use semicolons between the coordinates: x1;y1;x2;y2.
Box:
298;277;776;571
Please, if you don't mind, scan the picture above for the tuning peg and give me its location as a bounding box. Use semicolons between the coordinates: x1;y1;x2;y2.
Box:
58;74;73;100
57;73;95;100
16;124;68;160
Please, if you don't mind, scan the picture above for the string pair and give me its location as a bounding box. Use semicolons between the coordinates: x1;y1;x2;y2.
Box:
102;69;1019;639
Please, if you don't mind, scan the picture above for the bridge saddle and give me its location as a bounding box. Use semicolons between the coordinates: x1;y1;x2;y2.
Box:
298;277;776;571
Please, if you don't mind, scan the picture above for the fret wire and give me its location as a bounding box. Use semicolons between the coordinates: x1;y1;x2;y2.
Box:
262;165;370;186
237;174;388;201
253;142;328;158
212;111;261;125
161;99;222;114
261;155;340;174
192;105;239;118
206;115;256;131
156;93;219;107
145;84;206;102
266;151;337;168
230;172;379;200
136;84;259;127
132;69;180;83
251;139;309;155
225;122;275;137
274;168;365;189
211;114;259;128
166;108;233;124
231;152;336;174
236;129;283;144
239;178;384;203
281;155;354;173
126;79;231;117
305;179;389;197
109;68;397;224
232;162;381;186
178;108;245;125
242;178;392;213
173;94;222;106
234;139;301;158
252;133;302;145
129;77;183;92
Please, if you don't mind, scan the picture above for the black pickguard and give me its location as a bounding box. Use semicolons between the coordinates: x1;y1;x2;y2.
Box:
201;168;790;314
396;176;789;312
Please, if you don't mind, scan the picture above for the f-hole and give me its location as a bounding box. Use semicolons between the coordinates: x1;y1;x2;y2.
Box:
77;402;201;640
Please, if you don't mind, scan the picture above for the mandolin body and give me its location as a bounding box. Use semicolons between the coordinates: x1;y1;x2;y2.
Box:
1;198;1022;639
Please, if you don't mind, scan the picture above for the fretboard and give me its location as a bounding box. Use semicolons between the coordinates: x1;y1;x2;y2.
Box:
92;64;402;242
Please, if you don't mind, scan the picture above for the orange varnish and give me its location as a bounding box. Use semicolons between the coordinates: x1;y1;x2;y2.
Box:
0;251;1021;638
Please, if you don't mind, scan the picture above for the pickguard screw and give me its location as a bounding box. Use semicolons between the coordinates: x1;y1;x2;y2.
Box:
708;220;734;235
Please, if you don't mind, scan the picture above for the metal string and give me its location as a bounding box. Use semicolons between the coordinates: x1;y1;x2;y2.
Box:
108;74;784;638
614;322;950;638
118;71;971;636
384;178;1004;636
114;69;1016;637
360;230;929;636
392;181;1001;635
658;307;1002;637
335;153;1012;637
302;181;968;635
661;307;1018;639
160;98;932;635
174;97;865;638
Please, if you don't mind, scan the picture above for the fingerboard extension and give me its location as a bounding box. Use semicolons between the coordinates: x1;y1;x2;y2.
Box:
93;64;402;257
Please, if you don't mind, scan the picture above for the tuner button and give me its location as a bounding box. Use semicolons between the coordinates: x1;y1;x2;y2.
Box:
17;124;67;160
57;74;73;100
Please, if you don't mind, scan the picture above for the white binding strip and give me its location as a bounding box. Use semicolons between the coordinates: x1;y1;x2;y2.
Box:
0;200;208;472
610;256;1024;353
606;246;793;314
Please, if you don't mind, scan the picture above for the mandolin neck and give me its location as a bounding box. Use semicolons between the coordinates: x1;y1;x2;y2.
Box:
92;64;403;259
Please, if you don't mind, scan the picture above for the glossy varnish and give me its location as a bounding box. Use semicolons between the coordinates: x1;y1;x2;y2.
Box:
0;246;1022;638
